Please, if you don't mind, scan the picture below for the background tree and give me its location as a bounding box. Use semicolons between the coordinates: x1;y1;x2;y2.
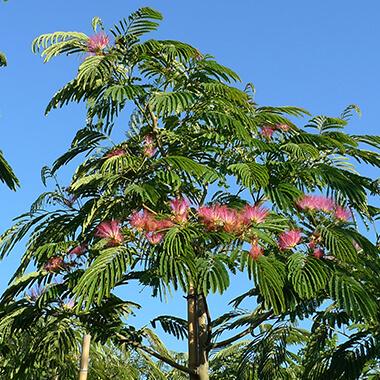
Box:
1;7;380;379
0;45;19;191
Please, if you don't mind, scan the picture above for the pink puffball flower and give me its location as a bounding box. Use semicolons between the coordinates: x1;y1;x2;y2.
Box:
276;123;291;132
242;205;269;224
217;205;242;233
43;257;64;273
170;198;189;223
198;206;223;231
70;244;87;258
63;298;75;310
296;195;319;211
313;248;324;259
107;149;126;158
130;210;148;231
354;241;362;251
146;231;165;245
334;206;352;222
260;126;274;139
278;230;302;250
87;33;111;55
95;220;124;246
144;135;157;157
28;285;44;301
249;243;263;260
316;196;335;213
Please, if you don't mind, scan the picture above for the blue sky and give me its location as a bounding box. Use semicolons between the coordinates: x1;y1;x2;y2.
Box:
0;0;379;352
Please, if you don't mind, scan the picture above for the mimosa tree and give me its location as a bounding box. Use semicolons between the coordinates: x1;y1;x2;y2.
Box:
1;7;380;379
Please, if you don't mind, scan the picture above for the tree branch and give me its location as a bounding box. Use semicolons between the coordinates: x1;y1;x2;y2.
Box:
208;310;273;350
115;332;195;376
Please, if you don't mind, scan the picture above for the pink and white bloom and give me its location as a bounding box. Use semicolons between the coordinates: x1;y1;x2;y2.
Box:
107;149;126;158
276;123;291;132
43;257;64;273
144;135;156;157
249;243;263;260
95;220;124;246
28;285;44;301
217;205;242;233
313;248;324;259
87;33;111;55
242;205;269;224
198;205;223;231
278;230;302;250
70;244;87;258
316;196;335;213
260;126;274;139
170;198;189;223
334;206;351;222
296;195;319;211
146;231;165;245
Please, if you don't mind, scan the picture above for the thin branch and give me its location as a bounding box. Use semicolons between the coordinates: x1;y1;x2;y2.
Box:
115;332;195;376
209;311;273;350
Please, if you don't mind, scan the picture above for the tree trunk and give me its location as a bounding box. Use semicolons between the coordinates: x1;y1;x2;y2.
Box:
187;284;199;380
197;293;209;380
78;334;91;380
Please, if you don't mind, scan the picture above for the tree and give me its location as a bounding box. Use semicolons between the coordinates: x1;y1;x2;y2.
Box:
1;6;380;379
0;46;19;190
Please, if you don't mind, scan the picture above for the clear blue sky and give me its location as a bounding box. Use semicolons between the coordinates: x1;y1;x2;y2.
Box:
0;0;379;352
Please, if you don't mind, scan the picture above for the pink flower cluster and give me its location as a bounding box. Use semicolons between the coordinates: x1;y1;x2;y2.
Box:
43;257;64;273
198;204;269;233
278;230;302;250
107;149;126;158
144;135;156;157
259;124;290;139
296;194;351;221
70;244;87;258
259;126;274;139
276;123;291;131
170;198;189;223
87;33;111;55
95;220;124;246
130;210;174;245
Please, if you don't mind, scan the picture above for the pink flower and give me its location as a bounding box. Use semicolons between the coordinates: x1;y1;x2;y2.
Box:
198;204;242;233
154;218;175;231
316;196;335;213
334;206;351;222
242;205;269;224
63;298;75;310
198;206;223;231
95;220;124;246
144;135;156;157
107;149;126;158
276;123;291;131
249;243;263;260
278;230;302;250
313;248;324;259
28;285;44;301
195;48;201;60
70;244;87;258
217;205;242;233
43;257;64;273
260;126;274;139
146;231;165;245
170;198;189;223
353;241;362;251
296;195;319;211
87;33;111;55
